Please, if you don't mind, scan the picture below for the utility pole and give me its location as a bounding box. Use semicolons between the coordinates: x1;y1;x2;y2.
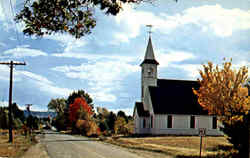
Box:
0;61;26;143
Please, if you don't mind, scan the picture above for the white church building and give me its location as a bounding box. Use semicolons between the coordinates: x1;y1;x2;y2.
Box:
133;36;223;136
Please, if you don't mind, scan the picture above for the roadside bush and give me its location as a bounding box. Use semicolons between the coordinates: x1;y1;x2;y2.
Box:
26;115;39;129
13;118;23;129
75;119;90;134
53;114;67;131
0;109;8;129
114;117;127;135
75;119;100;137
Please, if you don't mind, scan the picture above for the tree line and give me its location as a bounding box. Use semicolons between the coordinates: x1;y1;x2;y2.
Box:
48;90;133;136
0;103;44;132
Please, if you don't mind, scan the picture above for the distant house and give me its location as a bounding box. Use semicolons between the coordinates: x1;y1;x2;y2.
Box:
133;36;222;136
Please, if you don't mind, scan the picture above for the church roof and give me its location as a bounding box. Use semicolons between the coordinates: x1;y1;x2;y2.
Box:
134;102;150;117
140;36;159;66
148;79;208;115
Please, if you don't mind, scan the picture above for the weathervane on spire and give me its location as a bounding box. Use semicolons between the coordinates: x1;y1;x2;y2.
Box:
146;24;153;36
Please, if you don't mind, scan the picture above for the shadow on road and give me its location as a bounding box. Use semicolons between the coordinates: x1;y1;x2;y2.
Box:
43;139;99;143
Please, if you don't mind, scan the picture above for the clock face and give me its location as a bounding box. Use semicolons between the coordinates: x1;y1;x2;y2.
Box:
148;67;154;76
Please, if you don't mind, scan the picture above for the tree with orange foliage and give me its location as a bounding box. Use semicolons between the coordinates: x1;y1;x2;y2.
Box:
69;97;100;136
193;59;249;157
69;97;93;123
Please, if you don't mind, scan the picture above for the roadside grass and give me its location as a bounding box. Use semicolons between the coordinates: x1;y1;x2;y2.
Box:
103;136;237;158
0;129;36;158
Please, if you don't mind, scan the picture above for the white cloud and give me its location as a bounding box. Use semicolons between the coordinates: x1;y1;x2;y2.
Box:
91;91;117;102
44;33;87;53
0;66;72;97
0;65;10;81
0;0;16;21
113;4;250;41
156;50;196;67
51;52;136;62
0;0;25;32
18;71;53;85
114;5;165;41
39;83;72;97
178;4;250;37
51;59;139;103
18;70;72;97
3;47;48;58
0;42;6;47
171;64;202;79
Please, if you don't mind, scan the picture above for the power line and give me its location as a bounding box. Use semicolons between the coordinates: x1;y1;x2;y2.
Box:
9;0;21;46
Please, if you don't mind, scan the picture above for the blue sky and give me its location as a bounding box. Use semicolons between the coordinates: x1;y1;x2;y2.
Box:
0;0;249;115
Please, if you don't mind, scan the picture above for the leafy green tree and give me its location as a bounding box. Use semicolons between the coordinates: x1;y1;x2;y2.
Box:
52;113;68;131
15;0;143;38
15;0;178;38
0;107;8;129
96;107;117;134
114;116;127;135
117;110;128;122
106;112;117;132
27;115;39;129
12;103;25;122
48;98;66;114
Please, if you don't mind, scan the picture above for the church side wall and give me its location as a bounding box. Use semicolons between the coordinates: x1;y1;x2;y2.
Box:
173;115;189;129
134;110;151;134
195;115;212;129
134;110;140;134
151;114;223;136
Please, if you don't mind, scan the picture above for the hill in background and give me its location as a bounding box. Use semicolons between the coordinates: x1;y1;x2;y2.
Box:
23;110;56;118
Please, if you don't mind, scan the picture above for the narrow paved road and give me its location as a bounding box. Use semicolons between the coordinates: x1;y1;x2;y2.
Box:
41;131;144;158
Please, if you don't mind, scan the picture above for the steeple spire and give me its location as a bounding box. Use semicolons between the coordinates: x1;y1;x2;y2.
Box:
140;35;159;66
144;36;155;60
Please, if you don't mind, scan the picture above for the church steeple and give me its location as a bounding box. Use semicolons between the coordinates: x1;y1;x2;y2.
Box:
140;35;159;107
140;36;159;66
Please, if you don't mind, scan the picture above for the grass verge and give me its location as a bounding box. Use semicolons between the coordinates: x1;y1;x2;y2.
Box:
0;129;37;158
103;136;237;158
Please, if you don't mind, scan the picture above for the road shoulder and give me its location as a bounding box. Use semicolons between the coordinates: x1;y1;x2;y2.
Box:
21;135;49;158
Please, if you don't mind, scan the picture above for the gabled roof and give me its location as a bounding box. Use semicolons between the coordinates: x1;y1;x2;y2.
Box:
140;36;159;66
148;79;208;115
134;102;150;117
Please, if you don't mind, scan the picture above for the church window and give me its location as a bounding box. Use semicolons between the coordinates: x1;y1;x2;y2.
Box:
151;116;153;128
190;116;195;128
167;115;172;128
212;117;217;129
143;118;146;128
